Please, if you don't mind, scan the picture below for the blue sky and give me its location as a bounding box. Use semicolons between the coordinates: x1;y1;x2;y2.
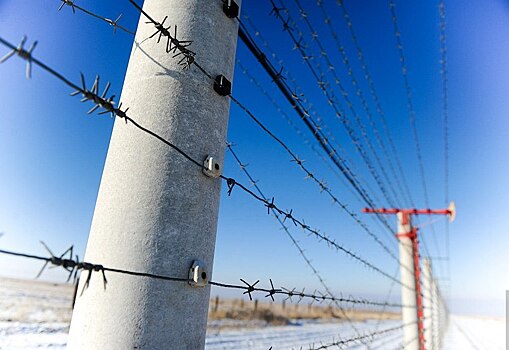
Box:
0;0;508;317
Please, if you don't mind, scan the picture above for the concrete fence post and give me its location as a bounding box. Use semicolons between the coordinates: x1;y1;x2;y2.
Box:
431;278;439;350
68;0;241;348
397;212;419;350
422;258;433;350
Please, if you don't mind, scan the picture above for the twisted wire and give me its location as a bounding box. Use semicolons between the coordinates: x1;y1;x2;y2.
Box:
315;0;411;208
333;0;415;208
272;0;398;210
388;0;429;207
388;0;441;265
241;12;367;195
229;75;411;273
236;59;388;226
293;0;405;208
237;17;396;236
58;0;135;35
439;0;451;286
300;321;416;350
227;144;367;339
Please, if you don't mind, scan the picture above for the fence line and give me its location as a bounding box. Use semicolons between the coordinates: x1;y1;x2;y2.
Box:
312;0;411;208
291;0;405;208
439;0;452;291
331;0;415;208
272;0;398;210
0;0;451;347
228;143;372;340
0;247;412;309
388;0;443;267
0;34;415;290
237;17;397;237
239;13;387;214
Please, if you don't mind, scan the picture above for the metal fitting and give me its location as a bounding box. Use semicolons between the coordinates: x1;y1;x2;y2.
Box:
222;0;240;18
213;75;231;96
188;260;208;287
203;156;221;178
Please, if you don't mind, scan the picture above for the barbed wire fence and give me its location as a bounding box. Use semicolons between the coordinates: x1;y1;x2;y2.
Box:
0;0;451;348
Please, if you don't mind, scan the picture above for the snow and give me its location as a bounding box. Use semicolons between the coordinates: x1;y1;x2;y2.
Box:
0;278;504;349
442;315;505;350
206;319;404;349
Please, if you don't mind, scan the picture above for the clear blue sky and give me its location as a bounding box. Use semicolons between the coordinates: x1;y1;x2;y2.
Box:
0;0;508;317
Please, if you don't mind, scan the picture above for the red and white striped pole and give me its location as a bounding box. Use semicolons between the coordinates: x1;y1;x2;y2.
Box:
362;203;455;350
396;211;421;350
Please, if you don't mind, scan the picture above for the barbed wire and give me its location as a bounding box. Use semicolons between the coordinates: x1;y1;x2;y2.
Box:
58;0;135;35
314;0;411;209
235;58;392;234
368;332;407;350
299;321;416;350
271;0;399;211
371;266;399;334
387;0;442;266
291;0;405;209
59;0;212;76
236;16;396;237
6;0;445;298
237;19;379;214
0;246;413;309
387;0;441;269
387;0;429;207
0;35;414;291
310;0;440;274
227;144;368;339
439;0;452;289
0;247;188;295
240;13;376;204
1;2;450;344
332;0;415;208
229;95;414;289
229;88;415;275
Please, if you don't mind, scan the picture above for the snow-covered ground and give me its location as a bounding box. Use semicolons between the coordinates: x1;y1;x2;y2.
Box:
442;315;505;350
0;278;504;349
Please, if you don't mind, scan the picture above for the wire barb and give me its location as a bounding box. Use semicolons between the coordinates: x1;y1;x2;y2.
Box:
0;36;37;79
70;73;117;117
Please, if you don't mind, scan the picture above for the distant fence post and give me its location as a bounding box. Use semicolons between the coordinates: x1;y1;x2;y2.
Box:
214;296;219;313
396;212;420;350
422;258;433;350
67;0;241;348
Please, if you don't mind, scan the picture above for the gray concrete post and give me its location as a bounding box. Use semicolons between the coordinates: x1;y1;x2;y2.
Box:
67;0;240;348
397;212;419;350
422;258;433;350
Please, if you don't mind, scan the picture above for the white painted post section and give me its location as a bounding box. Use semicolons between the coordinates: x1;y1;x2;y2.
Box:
68;0;240;348
431;278;439;350
397;212;419;350
422;258;433;350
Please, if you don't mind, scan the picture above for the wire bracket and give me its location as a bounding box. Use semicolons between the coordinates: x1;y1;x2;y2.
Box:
222;0;239;19
188;260;208;287
202;156;221;178
213;75;231;96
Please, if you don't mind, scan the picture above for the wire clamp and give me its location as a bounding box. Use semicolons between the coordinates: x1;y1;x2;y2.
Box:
222;0;239;18
214;75;231;96
188;260;208;287
203;156;221;178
